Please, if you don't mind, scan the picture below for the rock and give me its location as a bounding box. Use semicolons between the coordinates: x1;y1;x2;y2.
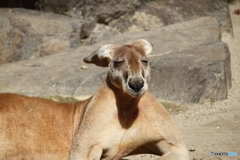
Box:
144;0;231;31
37;0;231;45
96;17;222;54
38;0;141;23
0;8;82;64
0;1;232;56
0;45;107;98
80;65;88;70
149;42;231;103
0;17;232;103
189;148;196;152
37;0;142;44
1;0;232;45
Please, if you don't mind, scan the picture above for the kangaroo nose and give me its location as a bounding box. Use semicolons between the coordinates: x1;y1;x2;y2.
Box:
128;79;144;92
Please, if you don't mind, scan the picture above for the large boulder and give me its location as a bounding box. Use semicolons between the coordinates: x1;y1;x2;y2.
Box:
149;42;231;103
0;45;106;99
0;8;82;64
0;17;231;103
0;1;232;64
95;17;222;54
36;0;231;44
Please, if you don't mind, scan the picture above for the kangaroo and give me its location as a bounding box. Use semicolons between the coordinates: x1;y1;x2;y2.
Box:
0;39;189;160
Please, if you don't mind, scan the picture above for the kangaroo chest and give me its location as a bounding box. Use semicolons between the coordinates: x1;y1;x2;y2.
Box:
95;111;159;160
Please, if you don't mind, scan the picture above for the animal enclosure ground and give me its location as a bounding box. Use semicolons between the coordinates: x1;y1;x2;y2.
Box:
125;2;240;160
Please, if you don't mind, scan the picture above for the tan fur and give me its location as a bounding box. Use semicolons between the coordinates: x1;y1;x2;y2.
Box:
0;39;189;160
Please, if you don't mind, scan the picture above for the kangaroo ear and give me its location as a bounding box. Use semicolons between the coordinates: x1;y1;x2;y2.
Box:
84;44;120;67
131;39;153;55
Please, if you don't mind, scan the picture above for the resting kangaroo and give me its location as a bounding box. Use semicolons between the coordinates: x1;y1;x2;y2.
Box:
0;39;189;160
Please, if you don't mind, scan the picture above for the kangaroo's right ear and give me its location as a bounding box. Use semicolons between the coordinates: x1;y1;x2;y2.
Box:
131;39;153;55
84;44;120;67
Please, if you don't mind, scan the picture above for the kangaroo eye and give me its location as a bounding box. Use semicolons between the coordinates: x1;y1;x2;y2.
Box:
114;61;125;66
141;60;148;64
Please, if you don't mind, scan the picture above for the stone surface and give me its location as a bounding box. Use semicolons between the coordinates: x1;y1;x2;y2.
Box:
0;8;82;64
0;45;106;98
0;1;232;63
0;17;232;103
96;17;221;54
63;0;232;44
149;42;231;103
32;0;232;45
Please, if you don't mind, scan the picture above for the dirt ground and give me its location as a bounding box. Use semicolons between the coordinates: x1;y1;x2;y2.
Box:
126;2;240;160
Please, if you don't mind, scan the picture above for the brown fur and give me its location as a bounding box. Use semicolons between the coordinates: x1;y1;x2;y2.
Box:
0;39;189;160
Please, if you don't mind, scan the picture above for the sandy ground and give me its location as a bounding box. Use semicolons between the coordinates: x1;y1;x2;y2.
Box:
126;2;240;160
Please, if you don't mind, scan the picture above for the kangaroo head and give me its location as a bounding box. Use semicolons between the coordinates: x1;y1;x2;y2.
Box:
84;39;153;98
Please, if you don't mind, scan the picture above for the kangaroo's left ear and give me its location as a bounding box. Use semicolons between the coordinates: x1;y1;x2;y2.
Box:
84;44;120;67
131;39;153;55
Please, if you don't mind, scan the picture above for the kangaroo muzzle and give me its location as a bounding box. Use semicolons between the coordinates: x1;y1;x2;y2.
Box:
127;75;146;97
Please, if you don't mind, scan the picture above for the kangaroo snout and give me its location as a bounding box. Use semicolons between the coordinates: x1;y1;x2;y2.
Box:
127;76;146;97
128;77;144;92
